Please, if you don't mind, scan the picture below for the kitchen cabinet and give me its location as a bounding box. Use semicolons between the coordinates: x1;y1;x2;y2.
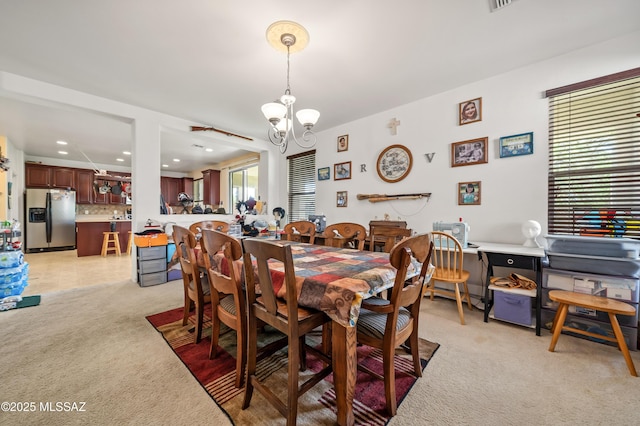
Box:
161;177;193;207
201;169;220;206
53;167;75;188
25;163;75;189
75;169;94;204
76;221;131;256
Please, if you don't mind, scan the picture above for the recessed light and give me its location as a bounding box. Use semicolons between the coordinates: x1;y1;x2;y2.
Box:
205;148;213;152
162;164;169;168
56;140;68;145
173;158;180;162
58;151;68;155
123;151;131;155
116;158;124;162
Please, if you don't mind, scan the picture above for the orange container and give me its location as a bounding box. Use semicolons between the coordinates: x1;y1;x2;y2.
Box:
134;233;168;247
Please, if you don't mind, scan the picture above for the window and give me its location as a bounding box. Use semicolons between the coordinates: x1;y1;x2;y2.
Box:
287;150;316;222
230;164;258;212
546;68;640;239
193;178;203;204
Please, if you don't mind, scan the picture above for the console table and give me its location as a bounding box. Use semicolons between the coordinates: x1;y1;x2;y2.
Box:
476;243;546;335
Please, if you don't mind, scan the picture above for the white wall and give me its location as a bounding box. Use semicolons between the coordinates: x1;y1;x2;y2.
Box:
303;31;640;245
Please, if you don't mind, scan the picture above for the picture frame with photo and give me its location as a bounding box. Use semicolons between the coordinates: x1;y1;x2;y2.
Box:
458;97;482;125
337;134;349;152
317;167;330;181
499;132;534;158
451;137;488;167
458;181;481;205
336;191;348;207
334;161;352;180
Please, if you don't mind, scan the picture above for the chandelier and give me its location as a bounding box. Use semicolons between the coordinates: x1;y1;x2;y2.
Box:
261;21;320;153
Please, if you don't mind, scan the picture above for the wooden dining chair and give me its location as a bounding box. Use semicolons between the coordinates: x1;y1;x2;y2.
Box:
323;222;367;250
428;231;472;325
242;238;332;426
356;234;434;416
189;220;230;237
281;220;316;244
199;229;247;388
173;225;211;343
369;225;413;253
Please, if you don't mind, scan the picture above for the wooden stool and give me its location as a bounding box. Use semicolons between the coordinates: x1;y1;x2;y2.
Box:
126;231;133;255
548;290;637;376
101;232;121;256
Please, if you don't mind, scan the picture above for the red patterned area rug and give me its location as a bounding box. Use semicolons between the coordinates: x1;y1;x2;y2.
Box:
146;306;439;426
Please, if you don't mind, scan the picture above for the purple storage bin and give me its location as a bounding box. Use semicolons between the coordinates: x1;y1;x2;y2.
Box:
494;290;532;326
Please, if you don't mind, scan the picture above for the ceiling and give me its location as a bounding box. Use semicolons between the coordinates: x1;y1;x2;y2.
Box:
0;0;639;173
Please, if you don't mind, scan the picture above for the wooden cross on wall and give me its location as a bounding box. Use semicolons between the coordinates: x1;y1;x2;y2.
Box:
388;118;401;135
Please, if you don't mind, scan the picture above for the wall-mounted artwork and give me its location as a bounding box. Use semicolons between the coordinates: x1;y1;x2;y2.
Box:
317;167;330;181
334;161;352;180
499;132;533;158
459;97;482;125
451;137;488;167
337;135;349;152
458;181;481;205
337;191;348;207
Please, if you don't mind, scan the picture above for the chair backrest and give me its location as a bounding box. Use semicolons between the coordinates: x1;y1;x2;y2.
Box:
282;220;316;244
369;225;413;252
431;231;465;278
199;229;243;297
323;222;367;250
388;234;434;307
242;239;300;330
172;225;205;298
189;220;230;235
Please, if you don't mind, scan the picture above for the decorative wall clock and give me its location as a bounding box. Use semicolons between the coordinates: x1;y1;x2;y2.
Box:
376;144;413;183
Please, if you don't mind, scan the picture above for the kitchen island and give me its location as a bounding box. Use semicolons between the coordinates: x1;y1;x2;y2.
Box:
76;217;132;257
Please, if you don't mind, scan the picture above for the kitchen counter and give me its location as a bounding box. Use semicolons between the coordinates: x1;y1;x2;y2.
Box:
76;215;131;223
76;220;132;256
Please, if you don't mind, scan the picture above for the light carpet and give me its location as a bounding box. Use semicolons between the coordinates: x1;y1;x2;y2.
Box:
1;278;640;425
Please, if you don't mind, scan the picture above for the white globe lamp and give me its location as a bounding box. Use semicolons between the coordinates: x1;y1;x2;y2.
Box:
521;220;542;248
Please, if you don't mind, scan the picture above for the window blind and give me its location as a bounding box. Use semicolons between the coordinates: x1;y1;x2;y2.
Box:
287;150;316;222
547;69;640;239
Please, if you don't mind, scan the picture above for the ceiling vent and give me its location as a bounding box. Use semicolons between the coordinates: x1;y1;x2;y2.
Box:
491;0;513;12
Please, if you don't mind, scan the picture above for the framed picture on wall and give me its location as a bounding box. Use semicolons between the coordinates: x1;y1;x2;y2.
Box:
317;167;330;181
451;137;488;167
458;181;481;205
337;191;348;207
459;97;482;125
334;161;352;180
337;135;349;152
499;132;534;158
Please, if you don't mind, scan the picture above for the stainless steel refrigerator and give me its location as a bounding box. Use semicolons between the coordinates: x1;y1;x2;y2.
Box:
25;188;76;252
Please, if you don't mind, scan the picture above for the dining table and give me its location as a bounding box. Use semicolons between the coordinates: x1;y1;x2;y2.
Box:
209;239;424;426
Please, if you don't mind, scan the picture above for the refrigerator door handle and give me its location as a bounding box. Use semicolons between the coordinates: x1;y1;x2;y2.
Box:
45;191;52;243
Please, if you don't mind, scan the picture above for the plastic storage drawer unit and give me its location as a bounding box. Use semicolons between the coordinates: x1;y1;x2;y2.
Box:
494;289;533;326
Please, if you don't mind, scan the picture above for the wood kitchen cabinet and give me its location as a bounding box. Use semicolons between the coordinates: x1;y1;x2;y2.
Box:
161;177;193;207
75;169;94;204
201;169;220;206
26;163;75;189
